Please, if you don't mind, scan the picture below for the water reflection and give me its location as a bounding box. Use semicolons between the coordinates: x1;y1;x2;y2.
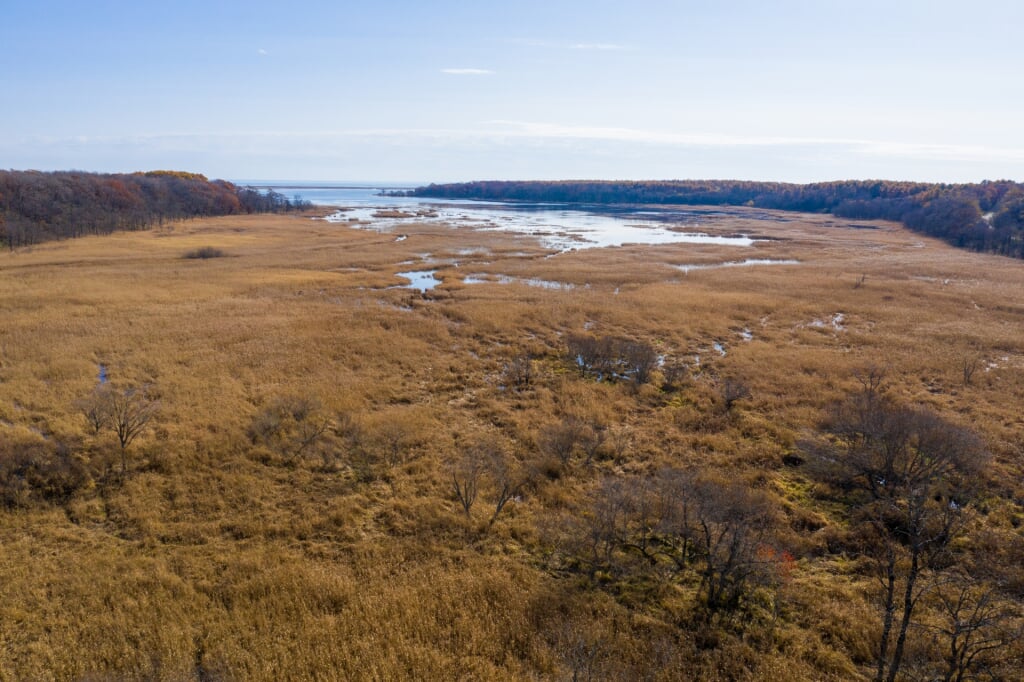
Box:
395;270;441;292
463;274;578;290
295;184;759;252
676;258;799;273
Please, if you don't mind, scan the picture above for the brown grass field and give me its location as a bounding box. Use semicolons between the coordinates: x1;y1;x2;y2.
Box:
1;208;1022;680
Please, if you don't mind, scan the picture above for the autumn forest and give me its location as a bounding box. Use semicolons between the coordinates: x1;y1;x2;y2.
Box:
407;179;1024;258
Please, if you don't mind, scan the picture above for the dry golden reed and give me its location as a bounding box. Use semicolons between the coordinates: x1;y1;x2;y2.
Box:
1;209;1022;680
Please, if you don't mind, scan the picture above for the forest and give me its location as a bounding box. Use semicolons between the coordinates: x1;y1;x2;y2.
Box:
0;170;310;249
406;180;1024;257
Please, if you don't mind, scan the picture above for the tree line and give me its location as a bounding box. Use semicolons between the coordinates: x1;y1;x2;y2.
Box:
402;179;1024;258
0;170;312;249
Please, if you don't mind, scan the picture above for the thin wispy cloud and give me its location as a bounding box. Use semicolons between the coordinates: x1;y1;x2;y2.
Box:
441;68;493;75
484;120;1024;162
569;43;625;51
487;120;850;147
257;48;268;56
510;38;630;51
9;126;1024;178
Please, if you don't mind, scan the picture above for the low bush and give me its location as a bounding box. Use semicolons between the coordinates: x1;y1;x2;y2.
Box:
182;246;227;259
566;334;658;384
0;440;91;508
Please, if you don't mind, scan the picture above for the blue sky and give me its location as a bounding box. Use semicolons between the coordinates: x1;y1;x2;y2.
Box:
2;0;1022;183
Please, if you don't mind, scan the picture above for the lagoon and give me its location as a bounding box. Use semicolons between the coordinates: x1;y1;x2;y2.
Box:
252;182;760;252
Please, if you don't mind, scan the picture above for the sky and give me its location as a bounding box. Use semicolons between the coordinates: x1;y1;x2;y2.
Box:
2;0;1023;183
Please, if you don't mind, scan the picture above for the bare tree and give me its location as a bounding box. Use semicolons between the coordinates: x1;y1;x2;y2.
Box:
810;375;988;682
75;384;113;434
373;417;418;467
449;448;484;518
538;416;586;467
0;439;91;508
560;478;636;580
566;334;658;385
485;444;529;526
681;476;779;614
621;340;658;385
577;418;608;465
921;572;1023;682
720;378;752;413
606;424;633;463
647;468;705;574
660;359;690;393
566;334;607;377
958;351;982;386
852;364;888;404
107;385;159;475
501;353;534;390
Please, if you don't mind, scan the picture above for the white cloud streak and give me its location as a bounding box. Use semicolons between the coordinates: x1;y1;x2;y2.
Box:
569;43;625;50
484;121;1024;162
510;39;629;51
8;123;1024;173
440;68;493;75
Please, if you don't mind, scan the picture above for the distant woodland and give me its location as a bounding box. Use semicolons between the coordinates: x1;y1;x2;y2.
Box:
0;170;311;249
408;180;1024;257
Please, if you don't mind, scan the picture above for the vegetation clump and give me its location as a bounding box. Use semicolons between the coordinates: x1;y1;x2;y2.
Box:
183;246;227;259
0;438;90;509
247;395;332;461
566;333;659;384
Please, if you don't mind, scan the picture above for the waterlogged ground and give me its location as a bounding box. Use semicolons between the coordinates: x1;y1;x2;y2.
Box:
326;203;757;252
395;270;442;292
675;258;800;273
289;185;813;290
299;184;761;252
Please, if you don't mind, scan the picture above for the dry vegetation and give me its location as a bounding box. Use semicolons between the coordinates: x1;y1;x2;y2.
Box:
1;208;1022;680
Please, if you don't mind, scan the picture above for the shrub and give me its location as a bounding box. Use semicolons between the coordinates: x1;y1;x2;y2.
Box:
501;353;534;390
248;395;331;460
0;440;91;509
552;471;785;615
183;246;227;259
565;334;658;385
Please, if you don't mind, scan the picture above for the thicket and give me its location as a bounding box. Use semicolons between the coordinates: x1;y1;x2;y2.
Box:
0;169;311;249
566;333;659;384
0;438;91;509
183;246;227;259
405;179;1024;258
